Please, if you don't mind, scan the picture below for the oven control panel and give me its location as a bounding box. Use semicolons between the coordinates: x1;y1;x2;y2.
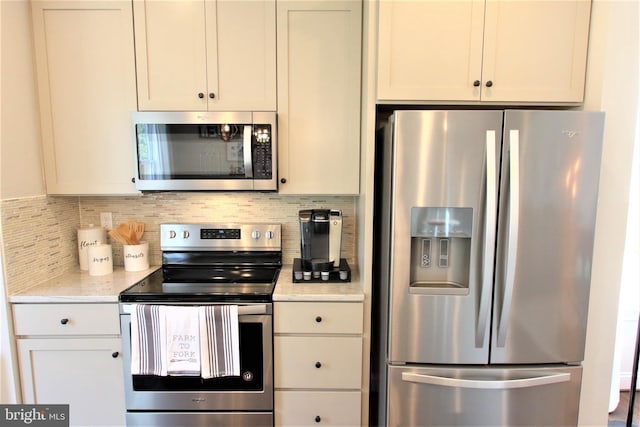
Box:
160;223;281;251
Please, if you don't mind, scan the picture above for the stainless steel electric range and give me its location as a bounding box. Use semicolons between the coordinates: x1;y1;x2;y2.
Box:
119;223;281;426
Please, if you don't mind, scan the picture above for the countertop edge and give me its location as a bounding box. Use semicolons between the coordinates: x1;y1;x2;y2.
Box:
9;265;364;303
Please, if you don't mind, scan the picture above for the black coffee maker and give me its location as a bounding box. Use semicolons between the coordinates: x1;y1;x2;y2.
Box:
293;209;350;282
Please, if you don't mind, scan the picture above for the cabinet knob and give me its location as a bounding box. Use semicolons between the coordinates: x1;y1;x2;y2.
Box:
209;92;215;99
112;352;119;358
315;316;322;323
485;80;493;88
60;318;69;325
315;361;322;368
315;416;321;423
131;177;136;183
198;92;205;99
280;178;287;184
473;80;481;87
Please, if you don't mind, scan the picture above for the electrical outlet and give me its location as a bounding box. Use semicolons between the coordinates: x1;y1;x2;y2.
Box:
100;212;113;230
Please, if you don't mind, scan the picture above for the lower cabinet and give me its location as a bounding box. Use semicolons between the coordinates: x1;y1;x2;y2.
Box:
274;301;364;426
13;303;125;427
275;391;361;426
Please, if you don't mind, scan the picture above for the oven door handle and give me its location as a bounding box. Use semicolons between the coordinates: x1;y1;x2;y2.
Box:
120;303;271;315
238;304;270;315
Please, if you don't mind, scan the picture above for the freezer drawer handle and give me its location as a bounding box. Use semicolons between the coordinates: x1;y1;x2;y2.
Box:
401;371;570;390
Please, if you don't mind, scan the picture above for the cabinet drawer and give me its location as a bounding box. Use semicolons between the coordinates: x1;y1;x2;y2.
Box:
275;390;361;427
274;302;363;334
275;336;362;389
13;304;120;336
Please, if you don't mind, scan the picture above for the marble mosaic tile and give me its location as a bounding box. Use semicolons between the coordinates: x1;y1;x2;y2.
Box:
1;196;80;294
79;193;357;267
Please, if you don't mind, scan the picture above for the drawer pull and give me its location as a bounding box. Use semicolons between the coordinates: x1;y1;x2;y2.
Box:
112;352;119;358
315;361;322;369
315;416;321;423
315;316;322;323
60;318;69;325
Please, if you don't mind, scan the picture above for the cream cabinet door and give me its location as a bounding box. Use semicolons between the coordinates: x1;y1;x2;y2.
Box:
133;0;208;111
17;337;126;426
212;0;276;111
134;0;276;111
377;0;485;102
276;0;362;194
480;0;591;103
31;0;138;195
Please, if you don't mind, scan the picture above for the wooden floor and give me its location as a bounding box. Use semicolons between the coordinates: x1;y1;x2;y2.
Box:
609;391;640;426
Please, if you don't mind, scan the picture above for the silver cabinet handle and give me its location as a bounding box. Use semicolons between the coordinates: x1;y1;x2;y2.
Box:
477;130;497;347
401;371;570;390
243;125;253;178
497;130;521;347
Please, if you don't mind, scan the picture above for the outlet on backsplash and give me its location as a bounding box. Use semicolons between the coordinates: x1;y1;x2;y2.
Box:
100;212;113;230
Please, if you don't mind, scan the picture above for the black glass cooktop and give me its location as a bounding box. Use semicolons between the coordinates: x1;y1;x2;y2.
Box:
119;268;280;303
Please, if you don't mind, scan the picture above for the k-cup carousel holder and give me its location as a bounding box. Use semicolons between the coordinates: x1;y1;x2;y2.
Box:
292;258;351;283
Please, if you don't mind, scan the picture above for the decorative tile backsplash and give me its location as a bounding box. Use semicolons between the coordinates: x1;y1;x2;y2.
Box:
79;193;357;267
1;193;356;294
1;195;79;294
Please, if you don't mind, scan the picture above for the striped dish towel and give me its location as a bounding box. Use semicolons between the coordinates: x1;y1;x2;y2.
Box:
199;305;240;379
130;304;167;376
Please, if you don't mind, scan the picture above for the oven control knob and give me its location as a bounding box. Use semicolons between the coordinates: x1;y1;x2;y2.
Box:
265;230;274;240
251;230;261;240
168;230;177;239
183;230;190;239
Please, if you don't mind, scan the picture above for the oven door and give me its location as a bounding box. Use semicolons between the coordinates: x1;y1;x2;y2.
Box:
120;303;273;412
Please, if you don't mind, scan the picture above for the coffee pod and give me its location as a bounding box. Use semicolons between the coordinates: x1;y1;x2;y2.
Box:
77;225;107;270
87;244;113;276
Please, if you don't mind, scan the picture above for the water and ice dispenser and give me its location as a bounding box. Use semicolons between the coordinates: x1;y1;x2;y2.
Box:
409;207;472;294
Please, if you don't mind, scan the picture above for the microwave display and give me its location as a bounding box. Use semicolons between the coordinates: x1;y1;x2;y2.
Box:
132;112;277;192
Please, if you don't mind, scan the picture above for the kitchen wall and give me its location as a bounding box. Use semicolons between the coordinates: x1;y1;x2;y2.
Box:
1;0;50;403
78;193;357;267
580;0;640;424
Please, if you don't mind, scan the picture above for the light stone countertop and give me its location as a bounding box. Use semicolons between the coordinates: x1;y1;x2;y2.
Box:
8;266;161;303
273;265;364;302
9;265;363;304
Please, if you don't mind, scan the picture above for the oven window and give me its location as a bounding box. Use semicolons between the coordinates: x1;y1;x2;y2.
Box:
136;123;249;180
132;323;263;391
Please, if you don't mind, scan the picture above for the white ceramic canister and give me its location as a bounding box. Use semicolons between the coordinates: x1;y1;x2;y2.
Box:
87;244;113;276
123;241;150;272
77;225;107;270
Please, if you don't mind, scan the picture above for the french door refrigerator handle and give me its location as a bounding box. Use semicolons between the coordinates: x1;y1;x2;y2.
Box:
497;130;521;347
243;125;253;178
476;130;497;347
401;372;570;390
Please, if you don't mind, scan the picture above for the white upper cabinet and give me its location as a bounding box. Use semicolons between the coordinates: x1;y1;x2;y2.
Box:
31;0;138;195
133;0;276;111
377;0;592;103
277;0;362;195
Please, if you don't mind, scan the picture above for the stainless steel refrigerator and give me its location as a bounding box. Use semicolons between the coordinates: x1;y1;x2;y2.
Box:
371;110;605;426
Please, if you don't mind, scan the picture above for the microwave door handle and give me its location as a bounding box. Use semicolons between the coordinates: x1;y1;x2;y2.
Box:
243;125;253;178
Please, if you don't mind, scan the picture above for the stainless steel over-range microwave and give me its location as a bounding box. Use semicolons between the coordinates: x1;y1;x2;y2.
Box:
132;111;277;191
